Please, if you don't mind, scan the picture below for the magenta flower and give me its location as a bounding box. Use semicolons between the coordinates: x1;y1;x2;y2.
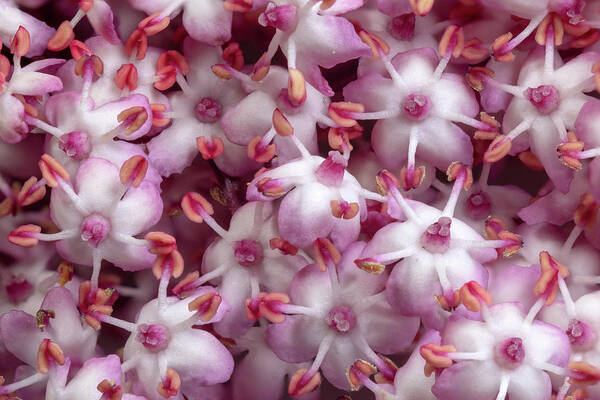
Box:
265;240;419;393
179;198;307;338
429;301;571;400
255;0;370;96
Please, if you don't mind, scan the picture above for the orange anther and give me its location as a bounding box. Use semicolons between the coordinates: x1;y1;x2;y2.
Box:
222;42;244;71
347;360;377;391
329;102;364;128
409;0;434;16
269;237;298;255
47;21;74;52
288;68;306;106
11;26;30;57
157;50;190;76
354;258;385;275
535;13;564;46
420;343;456;373
375;170;399;195
459;281;492;312
154;65;177;90
139;12;171;36
117;106;148;135
248;136;276;163
251;53;270;81
151;103;171;127
57;262;74;286
119;155;148;187
288;369;322;396
196;136;224;160
535;251;568;305
439;25;464;58
446;162;473;190
328;125;363;152
461;38;488;62
37;339;65;374
330;200;359;220
157;368;180;398
272;109;294;136
188;291;222;322
314;237;341;272
569;361;600;385
172;271;200;297
557;133;585;170
181;192;214;224
497;230;523;257
466;67;495;92
484;135;512;163
399;165;425;191
246;292;290;323
145;232;177;255
115;64;138;91
69;40;93;60
474;112;500;140
74;54;103;78
125;29;148;60
211;64;232;80
256;177;287;198
358;30;390;58
492;32;515;62
17;176;46;207
96;379;122;400
152;249;184;280
8;224;41;247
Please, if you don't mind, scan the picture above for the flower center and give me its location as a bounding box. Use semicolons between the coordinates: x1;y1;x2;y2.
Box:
494;337;525;369
402;93;431;121
58;131;91;160
195;97;221;123
136;323;171;353
465;191;492;220
387;13;416;40
260;3;298;31
315;151;347;187
326;306;356;334
6;274;33;304
525;85;560;115
80;214;110;248
567;319;597;352
421;217;451;253
233;239;264;267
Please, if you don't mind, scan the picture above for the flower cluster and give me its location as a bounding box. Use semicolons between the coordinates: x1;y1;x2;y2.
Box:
3;0;600;399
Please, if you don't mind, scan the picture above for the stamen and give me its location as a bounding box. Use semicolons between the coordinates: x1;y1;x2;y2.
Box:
459;281;492;312
288;368;322;396
120;155;148;188
569;361;600;385
346;359;377;391
115;64;138;91
157;368;181;398
37;339;65;374
313;237;341;272
97;379;122;400
17;177;46;207
196;136;224;160
188;291;222;322
39;154;70;187
47;21;75;52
